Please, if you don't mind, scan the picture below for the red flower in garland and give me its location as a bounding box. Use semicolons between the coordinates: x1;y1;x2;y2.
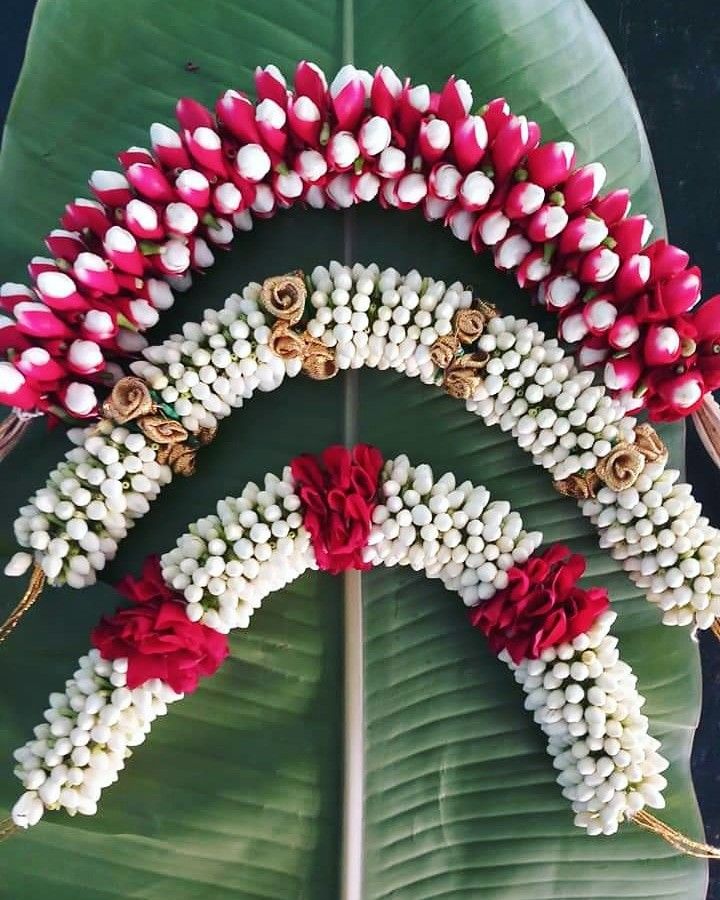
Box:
291;443;384;574
92;557;228;693
469;544;609;664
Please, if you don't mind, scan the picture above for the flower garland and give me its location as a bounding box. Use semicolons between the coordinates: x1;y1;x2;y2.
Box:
10;445;680;848
5;264;720;637
1;61;719;433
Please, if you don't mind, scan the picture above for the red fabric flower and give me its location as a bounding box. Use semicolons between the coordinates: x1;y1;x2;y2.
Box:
469;544;609;664
91;558;229;693
291;443;384;574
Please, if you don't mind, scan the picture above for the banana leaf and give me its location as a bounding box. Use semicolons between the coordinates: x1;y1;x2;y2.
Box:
0;1;706;897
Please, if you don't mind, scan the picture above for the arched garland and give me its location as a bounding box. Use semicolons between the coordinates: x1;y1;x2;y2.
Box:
8;444;711;857
1;60;720;444
5;264;720;637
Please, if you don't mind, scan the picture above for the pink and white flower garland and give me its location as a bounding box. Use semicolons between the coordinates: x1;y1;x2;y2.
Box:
10;446;667;840
1;62;719;426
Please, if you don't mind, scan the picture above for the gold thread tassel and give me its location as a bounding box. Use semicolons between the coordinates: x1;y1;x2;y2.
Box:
632;810;720;858
0;565;45;645
0;817;19;841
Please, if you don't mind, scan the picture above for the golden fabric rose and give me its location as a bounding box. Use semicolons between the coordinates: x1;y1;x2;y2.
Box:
454;308;487;344
102;376;154;424
634;423;668;466
260;272;307;324
269;320;306;360
157;442;197;477
595;442;646;491
302;339;338;380
197;424;218;446
553;471;600;500
138;414;188;445
430;334;460;368
442;352;489;400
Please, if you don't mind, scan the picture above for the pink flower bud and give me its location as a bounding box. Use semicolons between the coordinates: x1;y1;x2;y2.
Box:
377;146;406;179
491;115;532;178
582;296;617;334
212;181;244;215
578;337;609;367
657;266;701;315
175;169;210;209
579;246;620;283
452;115;488;172
60;381;98;418
35;270;88;312
124;199;164;240
562;163;606;213
118;146;155;170
254;64;288;108
327;131;360;171
558;215;608;254
81;308;118;341
418;118;451;163
0;362;41;410
215;90;260;144
445;207;475;241
644;324;681;366
73;252;119;295
27;257;57;281
175;97;214;132
358;116;392;157
559;310;589;343
61;199;111;237
0;283;34;313
250;183;277;218
294;149;327;183
45;230;86;263
396;83;430;138
353;171;380;203
614;253;651;301
164;201;200;236
255;98;288;155
655;370;705;415
146;279;175;311
273;170;304;206
89;170;132;207
458;171;493;211
330;65;368;130
610;214;652;256
591;188;631;225
14;301;73;338
494;233;532;270
155;240;191;276
526;204;569;242
67;339;105;375
429;163;463;200
481;97;511;139
604;354;642;391
326;174;355;209
395;173;427;210
516;248;552;287
608;315;640;350
692;293;720;340
306;186;325;211
504;181;545;219
644;239;689;281
185;126;226;178
471;209;510;250
526;141;575;188
288;96;322;145
422;195;452;222
103;226;146;276
438;76;472;124
16;347;66;385
126;162;175;203
127;298;160;328
371;65;402;118
294;60;328;109
235;143;272;183
541;274;580;310
150;122;191;170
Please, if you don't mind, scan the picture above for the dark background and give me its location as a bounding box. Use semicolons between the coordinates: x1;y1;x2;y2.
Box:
1;0;719;893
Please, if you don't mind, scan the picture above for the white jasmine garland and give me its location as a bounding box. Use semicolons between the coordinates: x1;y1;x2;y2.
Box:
7;263;718;633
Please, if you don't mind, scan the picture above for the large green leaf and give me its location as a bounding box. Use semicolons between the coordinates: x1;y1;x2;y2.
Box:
0;1;706;898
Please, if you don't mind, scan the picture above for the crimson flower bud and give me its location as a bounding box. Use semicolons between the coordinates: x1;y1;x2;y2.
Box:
481;97;511;139
516;248;552;287
123;199;165;240
155;239;191;276
59;381;98;418
657;266;701;315
288;95;322;145
175;169;211;209
66;339;105;375
526;141;575;188
644;239;690;282
614;253;651;301
452;115;487;172
644;323;681;366
45;229;86;263
655;369;705;416
150;122;190;170
608;315;640;350
418;118;451;163
504;181;545;219
14;301;74;338
591;188;631;224
89;170;133;207
358;116;392;157
370;65;402;118
126;162;175;203
73;252;119;295
493;233;532;270
273;170;304;207
254;64;288;108
559;310;589;343
491;115;532;179
330;65;368;131
255;98;288;155
540;274;581;311
458;171;493;212
61;199;112;236
235;143;271;183
184;126;227;178
117;146;155;169
34;270;88;312
604;354;642;391
376;146;406;179
326;131;360;172
294;60;328;110
558;214;608;254
175;97;214;132
16;346;66;385
212;181;244;215
81;308;118;342
437;76;472;124
471;209;510;250
579;246;620;283
445;205;475;241
103;226;146;276
609;214;652;257
396;83;430;139
561;163;607;213
0;283;34;313
0;361;42;410
582;296;617;334
215;90;260;144
294;149;328;183
526;203;568;242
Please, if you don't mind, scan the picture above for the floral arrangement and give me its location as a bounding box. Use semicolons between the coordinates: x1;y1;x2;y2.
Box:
10;445;671;844
1;60;719;445
6;264;720;638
